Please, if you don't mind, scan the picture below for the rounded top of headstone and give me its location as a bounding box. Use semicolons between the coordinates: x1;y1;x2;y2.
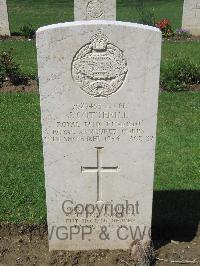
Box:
36;21;161;35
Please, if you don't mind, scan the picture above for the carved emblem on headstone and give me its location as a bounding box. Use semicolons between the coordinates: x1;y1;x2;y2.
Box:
87;0;104;19
72;31;128;97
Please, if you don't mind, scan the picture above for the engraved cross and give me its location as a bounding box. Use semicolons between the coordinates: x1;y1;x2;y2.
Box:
81;147;119;202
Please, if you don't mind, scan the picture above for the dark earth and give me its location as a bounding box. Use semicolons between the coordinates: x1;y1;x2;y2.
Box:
0;80;38;93
0;223;199;265
0;80;200;93
0;34;200;41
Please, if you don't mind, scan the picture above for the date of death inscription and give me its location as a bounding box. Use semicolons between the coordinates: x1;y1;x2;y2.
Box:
43;102;154;143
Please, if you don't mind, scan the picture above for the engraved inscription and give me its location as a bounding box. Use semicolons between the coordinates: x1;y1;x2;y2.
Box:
81;147;119;202
43;102;154;144
87;0;104;19
72;32;128;97
193;3;200;17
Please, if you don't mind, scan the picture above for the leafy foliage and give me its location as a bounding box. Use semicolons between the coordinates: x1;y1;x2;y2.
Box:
161;54;200;91
20;24;35;39
0;62;6;87
174;29;191;40
155;19;174;38
0;50;28;85
135;0;156;26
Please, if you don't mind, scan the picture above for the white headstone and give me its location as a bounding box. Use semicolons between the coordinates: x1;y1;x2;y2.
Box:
74;0;116;21
182;0;200;36
37;21;161;251
0;0;10;36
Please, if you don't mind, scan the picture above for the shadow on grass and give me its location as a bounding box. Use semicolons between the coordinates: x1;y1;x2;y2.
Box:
152;190;200;242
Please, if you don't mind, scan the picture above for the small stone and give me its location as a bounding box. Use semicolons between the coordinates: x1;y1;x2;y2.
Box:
171;240;179;244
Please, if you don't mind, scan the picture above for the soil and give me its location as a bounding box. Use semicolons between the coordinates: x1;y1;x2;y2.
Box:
164;35;200;42
1;81;200;94
188;84;200;92
0;223;199;266
0;80;38;93
0;35;28;41
1;34;200;42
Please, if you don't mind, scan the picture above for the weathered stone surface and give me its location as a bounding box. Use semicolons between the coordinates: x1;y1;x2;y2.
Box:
36;21;161;251
74;0;116;21
182;0;200;36
0;0;10;36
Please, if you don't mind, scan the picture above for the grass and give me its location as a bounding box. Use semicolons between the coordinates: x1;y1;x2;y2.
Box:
162;41;200;66
0;39;199;78
118;0;183;29
0;93;45;223
0;40;37;76
1;0;197;78
7;0;74;33
0;0;199;225
0;92;199;223
7;0;184;33
155;92;200;191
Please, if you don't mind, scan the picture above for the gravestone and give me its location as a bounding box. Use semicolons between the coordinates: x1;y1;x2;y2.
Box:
74;0;116;21
0;0;10;36
182;0;200;36
36;21;161;250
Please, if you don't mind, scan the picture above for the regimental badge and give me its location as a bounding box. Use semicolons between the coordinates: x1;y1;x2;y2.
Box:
71;31;128;97
87;0;104;19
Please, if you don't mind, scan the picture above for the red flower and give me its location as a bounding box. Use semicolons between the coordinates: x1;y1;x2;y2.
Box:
156;18;171;30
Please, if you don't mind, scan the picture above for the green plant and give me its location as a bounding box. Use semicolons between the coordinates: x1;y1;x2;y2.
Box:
161;54;200;91
155;19;174;38
135;0;156;26
0;62;6;87
0;40;37;77
20;24;35;39
0;50;28;85
175;29;191;40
